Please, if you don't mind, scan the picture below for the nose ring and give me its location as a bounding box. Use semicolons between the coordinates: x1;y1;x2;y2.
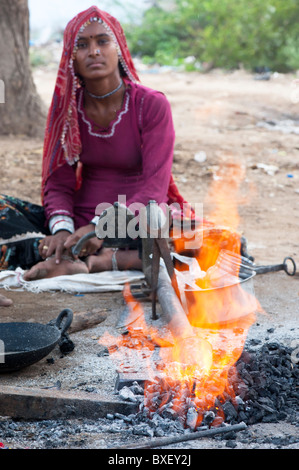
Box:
96;49;101;55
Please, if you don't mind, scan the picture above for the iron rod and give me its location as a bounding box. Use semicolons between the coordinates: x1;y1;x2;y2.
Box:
116;422;247;449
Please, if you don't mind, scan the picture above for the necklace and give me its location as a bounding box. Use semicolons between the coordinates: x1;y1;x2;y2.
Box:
85;79;124;100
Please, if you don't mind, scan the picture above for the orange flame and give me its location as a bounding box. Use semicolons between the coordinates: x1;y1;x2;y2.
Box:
101;160;261;428
165;161;259;418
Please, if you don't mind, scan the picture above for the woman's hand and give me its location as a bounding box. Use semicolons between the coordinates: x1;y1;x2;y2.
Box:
64;224;104;258
39;231;71;264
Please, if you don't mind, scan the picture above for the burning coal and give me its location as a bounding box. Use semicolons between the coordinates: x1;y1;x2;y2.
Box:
100;160;263;431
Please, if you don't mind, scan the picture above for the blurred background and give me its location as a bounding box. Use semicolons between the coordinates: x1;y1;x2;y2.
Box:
28;0;299;74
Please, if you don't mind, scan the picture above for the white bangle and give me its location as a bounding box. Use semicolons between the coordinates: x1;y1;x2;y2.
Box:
49;215;75;235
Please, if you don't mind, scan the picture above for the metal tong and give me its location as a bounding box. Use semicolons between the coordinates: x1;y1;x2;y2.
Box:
241;256;296;276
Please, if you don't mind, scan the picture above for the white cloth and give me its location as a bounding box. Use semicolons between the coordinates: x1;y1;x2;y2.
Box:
0;268;145;294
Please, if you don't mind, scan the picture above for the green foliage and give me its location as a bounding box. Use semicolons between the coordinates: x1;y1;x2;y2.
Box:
29;48;50;68
124;0;299;72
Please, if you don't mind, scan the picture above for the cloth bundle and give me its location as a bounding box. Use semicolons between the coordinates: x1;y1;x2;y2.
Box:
0;268;145;294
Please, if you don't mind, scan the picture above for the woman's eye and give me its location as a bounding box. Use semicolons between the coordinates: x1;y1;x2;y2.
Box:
77;42;87;49
98;39;109;45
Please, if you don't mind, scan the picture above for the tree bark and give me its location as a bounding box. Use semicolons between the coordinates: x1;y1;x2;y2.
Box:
0;0;47;137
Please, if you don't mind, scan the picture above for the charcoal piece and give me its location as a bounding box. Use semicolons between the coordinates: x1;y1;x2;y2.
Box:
118;386;137;402
222;401;238;421
268;382;280;395
235;395;245;407
133;424;154;437
186;407;198;431
130;381;144;395
223;431;237;440
258;397;276;408
97;346;109;357
114;372;147;391
203;410;215;425
241;370;254;386
59;334;75;354
161;407;178;420
154;427;165;437
248;411;264;424
235;383;248;399
239;350;252;364
267;342;281;351
277;411;288;420
238;411;248;422
225;439;237;448
262;413;278;423
281;366;292;378
257;403;276;414
271;436;286;446
249;339;261;346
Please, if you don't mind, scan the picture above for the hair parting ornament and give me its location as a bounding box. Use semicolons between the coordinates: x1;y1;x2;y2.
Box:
62;15;130;161
71;15;135;83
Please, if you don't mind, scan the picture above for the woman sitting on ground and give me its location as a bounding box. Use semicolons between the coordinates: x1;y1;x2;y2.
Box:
0;5;190;302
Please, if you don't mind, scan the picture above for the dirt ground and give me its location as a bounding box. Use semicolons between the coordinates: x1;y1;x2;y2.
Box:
0;66;298;450
1;66;299;321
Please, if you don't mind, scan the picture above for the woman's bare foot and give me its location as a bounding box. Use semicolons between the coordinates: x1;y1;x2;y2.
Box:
86;248;142;273
23;249;142;281
0;294;13;307
23;256;89;281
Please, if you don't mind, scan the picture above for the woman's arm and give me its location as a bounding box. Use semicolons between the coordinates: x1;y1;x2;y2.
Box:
127;90;175;209
43;163;77;234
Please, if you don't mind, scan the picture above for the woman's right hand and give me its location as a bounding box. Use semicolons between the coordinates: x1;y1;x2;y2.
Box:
39;231;71;264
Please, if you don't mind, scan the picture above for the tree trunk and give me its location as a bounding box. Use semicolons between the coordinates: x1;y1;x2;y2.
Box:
0;0;47;137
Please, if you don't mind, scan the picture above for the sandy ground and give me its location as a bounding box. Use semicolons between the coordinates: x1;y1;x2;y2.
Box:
0;66;298;450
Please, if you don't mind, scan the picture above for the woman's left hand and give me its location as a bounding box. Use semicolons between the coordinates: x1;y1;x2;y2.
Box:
64;224;104;258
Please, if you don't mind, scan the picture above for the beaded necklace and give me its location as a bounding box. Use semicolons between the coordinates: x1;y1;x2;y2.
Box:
85;79;124;100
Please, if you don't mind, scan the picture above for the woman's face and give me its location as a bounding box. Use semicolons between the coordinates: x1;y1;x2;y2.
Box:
74;21;120;82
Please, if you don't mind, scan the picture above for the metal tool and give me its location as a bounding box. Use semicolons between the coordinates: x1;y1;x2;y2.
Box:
71;202;136;257
140;200;181;320
151;235;181;320
214;250;297;278
241;256;296;276
72;231;96;257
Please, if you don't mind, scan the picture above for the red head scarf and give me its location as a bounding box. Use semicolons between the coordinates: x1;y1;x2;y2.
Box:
41;5;190;214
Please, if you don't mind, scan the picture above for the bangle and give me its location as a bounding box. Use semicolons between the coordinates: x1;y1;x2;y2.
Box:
49;215;74;235
111;248;118;271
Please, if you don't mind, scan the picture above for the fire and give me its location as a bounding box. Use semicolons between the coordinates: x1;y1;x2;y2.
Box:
101;160;260;429
165;161;259;422
99;284;176;380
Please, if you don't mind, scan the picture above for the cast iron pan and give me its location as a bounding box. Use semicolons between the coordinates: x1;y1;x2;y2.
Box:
0;308;73;372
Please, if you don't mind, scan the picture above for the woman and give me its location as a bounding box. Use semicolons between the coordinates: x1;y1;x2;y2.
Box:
0;6;190;287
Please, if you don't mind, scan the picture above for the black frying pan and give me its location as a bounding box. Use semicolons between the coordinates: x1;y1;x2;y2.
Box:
0;309;73;372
